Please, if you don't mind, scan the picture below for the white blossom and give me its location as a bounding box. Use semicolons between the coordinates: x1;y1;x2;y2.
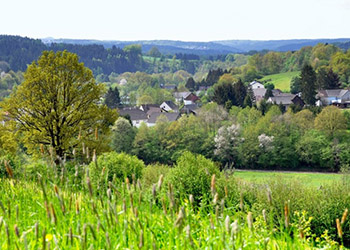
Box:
258;134;274;151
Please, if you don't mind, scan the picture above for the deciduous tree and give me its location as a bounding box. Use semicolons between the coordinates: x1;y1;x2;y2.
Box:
1;51;117;160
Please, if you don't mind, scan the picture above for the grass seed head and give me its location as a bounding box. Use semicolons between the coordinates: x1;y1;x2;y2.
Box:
189;194;194;205
139;229;144;248
174;207;185;228
86;177;93;197
231;220;239;235
262;209;267;223
211;174;216;195
225;215;230;233
213;193;219;205
152;184;157;200
247;212;253;230
157;174;164;191
14;224;20;238
336;218;343;238
284;201;289;228
341;208;348;225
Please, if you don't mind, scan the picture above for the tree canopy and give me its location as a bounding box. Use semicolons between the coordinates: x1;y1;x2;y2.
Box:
1;51;117;160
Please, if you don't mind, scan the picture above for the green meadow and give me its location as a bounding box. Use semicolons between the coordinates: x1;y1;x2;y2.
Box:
234;170;344;187
261;71;300;92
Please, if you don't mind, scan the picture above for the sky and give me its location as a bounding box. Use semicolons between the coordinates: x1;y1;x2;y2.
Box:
1;0;350;41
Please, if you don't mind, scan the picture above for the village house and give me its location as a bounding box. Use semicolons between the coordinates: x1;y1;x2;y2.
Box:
252;87;283;102
160;101;179;112
118;107;148;128
249;80;264;89
146;112;181;127
316;89;350;107
180;103;200;115
139;104;161;116
267;94;305;109
173;92;200;105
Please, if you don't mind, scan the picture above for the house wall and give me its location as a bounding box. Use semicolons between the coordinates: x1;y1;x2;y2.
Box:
184;100;193;105
251;83;264;89
133;120;148;128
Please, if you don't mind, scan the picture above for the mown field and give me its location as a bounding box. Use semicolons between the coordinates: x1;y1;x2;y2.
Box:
234;170;344;187
261;71;300;92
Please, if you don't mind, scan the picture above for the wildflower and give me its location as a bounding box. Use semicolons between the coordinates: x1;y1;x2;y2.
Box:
45;233;53;242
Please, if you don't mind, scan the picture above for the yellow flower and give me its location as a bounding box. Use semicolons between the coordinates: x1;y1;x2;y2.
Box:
46;234;53;241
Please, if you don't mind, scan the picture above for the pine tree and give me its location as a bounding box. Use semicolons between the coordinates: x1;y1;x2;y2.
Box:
233;79;247;107
301;64;317;106
326;69;341;89
185;77;196;91
104;87;121;109
317;68;341;90
264;88;273;99
212;82;235;106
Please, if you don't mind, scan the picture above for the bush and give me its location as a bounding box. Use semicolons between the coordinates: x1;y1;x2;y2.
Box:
0;154;22;178
89;152;145;186
142;164;170;189
22;160;50;180
164;151;220;204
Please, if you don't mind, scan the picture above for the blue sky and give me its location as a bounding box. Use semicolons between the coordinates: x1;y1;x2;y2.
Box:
2;0;350;41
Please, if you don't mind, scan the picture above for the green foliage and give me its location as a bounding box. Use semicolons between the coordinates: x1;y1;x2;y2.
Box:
141;163;170;188
212;81;236;106
164;152;220;203
301;64;317;105
315;106;347;137
147;46;162;58
1;51;118;160
0;154;21;178
111;117;136;153
290;75;302;94
90;152;145;184
104;86;121;109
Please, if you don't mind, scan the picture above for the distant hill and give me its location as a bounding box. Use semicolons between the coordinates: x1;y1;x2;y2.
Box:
42;38;350;54
41;38;242;55
215;38;350;52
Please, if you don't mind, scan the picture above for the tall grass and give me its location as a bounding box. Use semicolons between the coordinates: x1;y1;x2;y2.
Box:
0;158;348;249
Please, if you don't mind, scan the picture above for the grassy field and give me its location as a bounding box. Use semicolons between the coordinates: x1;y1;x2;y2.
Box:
0;157;349;249
0;177;321;249
261;71;300;92
234;170;344;187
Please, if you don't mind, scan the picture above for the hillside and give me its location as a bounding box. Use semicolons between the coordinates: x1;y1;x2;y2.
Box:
42;37;350;54
261;71;300;92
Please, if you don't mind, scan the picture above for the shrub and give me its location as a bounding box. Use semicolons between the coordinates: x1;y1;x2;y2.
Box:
142;164;170;189
22;160;50;180
164;151;220;204
0;154;22;178
89;152;145;186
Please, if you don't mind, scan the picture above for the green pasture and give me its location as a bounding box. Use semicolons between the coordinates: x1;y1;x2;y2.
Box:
234;170;345;187
261;71;300;92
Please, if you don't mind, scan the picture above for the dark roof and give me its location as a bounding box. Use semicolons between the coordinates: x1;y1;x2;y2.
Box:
181;104;200;114
317;89;349;98
272;89;283;95
268;94;296;105
174;92;191;99
163;101;178;110
147;112;180;124
140;104;161;115
118;108;148;120
184;93;200;102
